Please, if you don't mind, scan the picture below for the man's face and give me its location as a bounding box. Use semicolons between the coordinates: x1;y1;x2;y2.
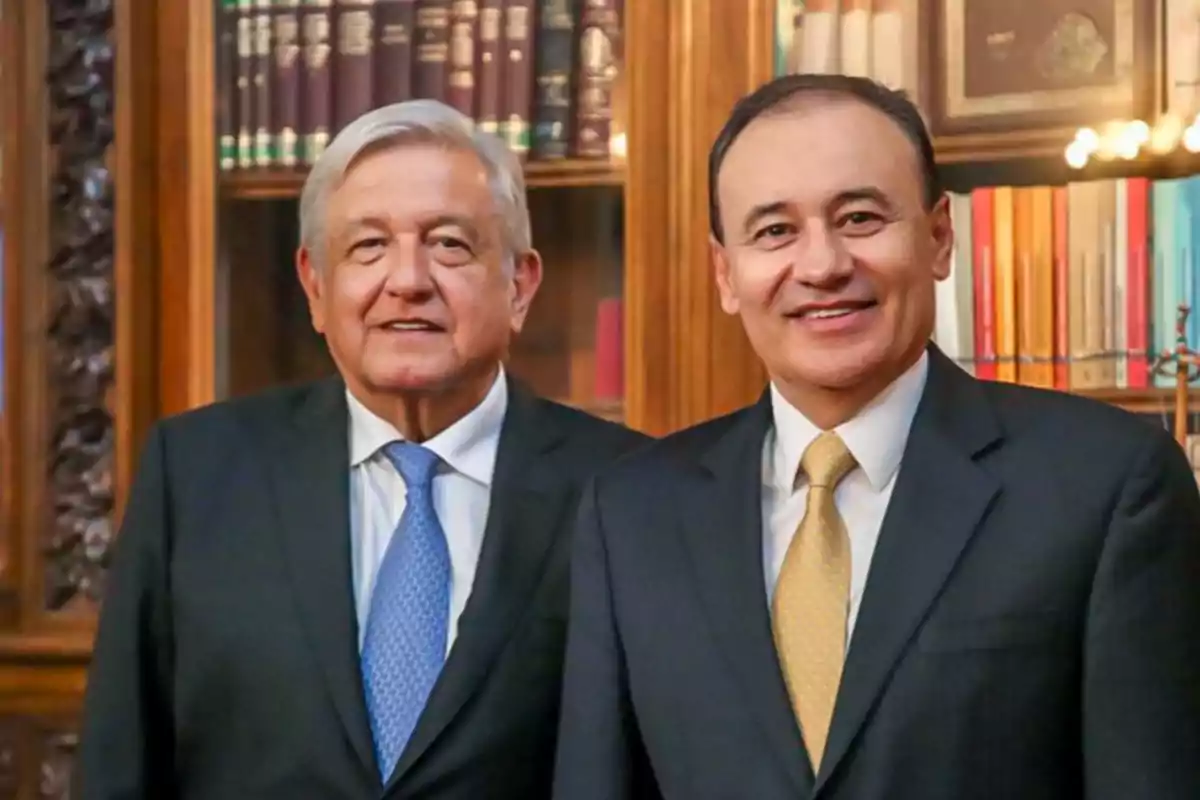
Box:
296;142;542;399
711;98;952;396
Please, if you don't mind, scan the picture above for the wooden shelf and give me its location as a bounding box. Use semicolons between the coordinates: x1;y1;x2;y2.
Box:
220;158;626;200
1075;387;1200;415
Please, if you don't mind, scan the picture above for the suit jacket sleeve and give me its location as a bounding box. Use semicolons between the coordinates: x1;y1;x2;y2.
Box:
553;476;660;800
75;424;176;800
1084;427;1200;798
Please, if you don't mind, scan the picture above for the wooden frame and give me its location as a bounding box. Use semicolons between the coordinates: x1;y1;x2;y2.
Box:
0;0;160;790
155;0;685;435
926;0;1160;161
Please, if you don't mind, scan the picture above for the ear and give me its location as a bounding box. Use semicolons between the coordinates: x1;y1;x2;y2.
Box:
711;235;740;315
928;194;954;282
296;246;327;334
508;248;544;334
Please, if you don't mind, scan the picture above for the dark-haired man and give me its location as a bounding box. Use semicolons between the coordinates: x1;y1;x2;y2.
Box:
553;74;1200;799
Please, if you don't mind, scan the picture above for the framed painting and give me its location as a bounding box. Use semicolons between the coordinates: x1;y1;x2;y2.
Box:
924;0;1158;161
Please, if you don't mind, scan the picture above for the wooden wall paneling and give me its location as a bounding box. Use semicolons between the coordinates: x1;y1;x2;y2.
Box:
621;0;675;435
157;0;218;415
0;0;38;621
659;0;772;431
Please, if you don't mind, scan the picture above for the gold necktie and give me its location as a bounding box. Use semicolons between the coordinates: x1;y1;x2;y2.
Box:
772;430;857;771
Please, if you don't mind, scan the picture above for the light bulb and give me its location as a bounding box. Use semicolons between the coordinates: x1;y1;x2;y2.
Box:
1184;125;1200;153
1128;119;1151;143
1074;127;1100;151
610;132;627;159
1065;141;1089;169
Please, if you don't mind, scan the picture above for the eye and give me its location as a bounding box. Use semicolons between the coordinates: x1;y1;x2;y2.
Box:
429;235;474;264
753;222;796;245
837;210;886;234
349;237;387;262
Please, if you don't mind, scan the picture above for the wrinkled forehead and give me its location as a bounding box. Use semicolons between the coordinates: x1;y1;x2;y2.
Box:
328;143;496;227
717;98;926;220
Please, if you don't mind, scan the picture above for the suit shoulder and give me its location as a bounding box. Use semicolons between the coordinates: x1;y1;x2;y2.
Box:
594;404;751;482
535;397;651;457
979;379;1167;454
151;380;329;445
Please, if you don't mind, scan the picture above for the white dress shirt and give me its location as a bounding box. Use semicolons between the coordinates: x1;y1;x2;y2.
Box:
762;351;928;639
346;369;507;655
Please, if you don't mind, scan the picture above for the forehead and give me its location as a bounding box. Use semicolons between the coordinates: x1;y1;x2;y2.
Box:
718;98;924;214
327;142;495;225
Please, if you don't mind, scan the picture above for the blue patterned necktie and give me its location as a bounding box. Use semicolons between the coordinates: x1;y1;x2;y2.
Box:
360;441;451;783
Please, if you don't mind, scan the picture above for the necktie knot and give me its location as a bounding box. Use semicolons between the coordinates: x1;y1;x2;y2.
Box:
384;442;440;491
801;431;857;489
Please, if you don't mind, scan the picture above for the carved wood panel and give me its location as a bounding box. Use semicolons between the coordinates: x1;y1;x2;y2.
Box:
43;0;117;614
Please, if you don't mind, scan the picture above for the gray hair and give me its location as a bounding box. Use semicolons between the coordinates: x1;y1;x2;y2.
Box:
298;99;532;267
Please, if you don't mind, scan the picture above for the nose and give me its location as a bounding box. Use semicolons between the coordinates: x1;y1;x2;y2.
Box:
790;222;852;287
382;236;435;297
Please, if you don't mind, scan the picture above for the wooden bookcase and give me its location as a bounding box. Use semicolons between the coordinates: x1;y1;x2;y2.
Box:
32;0;1200;794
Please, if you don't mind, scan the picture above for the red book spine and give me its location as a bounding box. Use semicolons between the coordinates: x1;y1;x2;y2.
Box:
593;297;623;401
971;188;997;381
1125;177;1150;389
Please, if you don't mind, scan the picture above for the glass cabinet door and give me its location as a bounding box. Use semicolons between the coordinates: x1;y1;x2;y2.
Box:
211;0;627;423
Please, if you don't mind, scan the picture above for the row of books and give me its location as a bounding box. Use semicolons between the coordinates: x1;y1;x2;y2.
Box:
773;0;918;99
931;176;1200;392
217;0;622;171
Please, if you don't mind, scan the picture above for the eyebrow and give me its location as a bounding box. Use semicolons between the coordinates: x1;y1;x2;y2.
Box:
833;186;896;211
740;201;790;234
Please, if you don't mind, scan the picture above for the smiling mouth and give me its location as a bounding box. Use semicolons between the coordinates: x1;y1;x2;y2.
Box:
790;300;877;319
381;320;445;332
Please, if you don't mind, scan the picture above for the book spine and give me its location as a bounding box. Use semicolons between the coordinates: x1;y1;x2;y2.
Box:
219;0;239;170
237;0;257;167
301;0;334;164
573;0;618;158
375;0;417;104
501;0;534;156
334;0;376;133
449;1;479;117
532;0;574;159
253;0;275;166
475;0;504;135
274;0;303;167
415;0;451;102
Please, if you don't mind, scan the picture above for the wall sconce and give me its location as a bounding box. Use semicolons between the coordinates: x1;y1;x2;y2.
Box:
1066;114;1200;168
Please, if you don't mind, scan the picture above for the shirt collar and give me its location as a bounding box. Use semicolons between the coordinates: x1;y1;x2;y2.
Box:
769;350;929;492
346;367;508;487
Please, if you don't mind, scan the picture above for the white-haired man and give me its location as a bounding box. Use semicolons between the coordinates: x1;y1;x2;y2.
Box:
75;100;649;800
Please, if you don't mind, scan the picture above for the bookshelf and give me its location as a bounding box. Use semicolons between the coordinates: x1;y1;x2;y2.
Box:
762;1;1200;424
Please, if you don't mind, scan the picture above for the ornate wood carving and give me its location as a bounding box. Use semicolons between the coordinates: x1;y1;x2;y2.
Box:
44;0;117;612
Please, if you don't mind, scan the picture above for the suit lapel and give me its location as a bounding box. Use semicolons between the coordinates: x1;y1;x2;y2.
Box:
385;379;574;791
678;396;815;796
814;349;1003;794
264;378;378;779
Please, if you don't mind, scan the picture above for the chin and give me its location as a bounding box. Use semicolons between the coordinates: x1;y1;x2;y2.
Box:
791;344;891;390
363;359;462;395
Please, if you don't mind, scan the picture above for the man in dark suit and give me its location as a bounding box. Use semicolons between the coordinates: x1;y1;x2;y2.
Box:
75;99;647;799
553;74;1200;799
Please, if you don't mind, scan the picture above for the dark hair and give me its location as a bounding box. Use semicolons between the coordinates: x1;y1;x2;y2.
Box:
708;73;942;244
